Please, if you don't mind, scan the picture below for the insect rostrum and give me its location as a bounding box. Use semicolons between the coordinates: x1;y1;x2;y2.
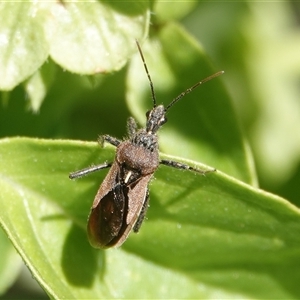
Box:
69;41;224;249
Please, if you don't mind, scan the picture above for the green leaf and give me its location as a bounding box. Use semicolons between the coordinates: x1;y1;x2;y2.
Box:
0;229;22;295
1;137;300;299
45;1;150;74
127;23;255;184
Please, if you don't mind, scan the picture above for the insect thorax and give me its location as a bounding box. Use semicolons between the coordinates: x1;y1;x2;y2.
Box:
116;131;159;176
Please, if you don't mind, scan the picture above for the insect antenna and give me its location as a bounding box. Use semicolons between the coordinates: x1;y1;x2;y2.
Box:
165;70;224;112
136;40;157;108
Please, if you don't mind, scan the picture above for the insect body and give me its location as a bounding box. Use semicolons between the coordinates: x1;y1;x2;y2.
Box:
69;41;223;249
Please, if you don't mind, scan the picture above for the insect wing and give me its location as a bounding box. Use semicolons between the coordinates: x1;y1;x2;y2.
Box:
113;173;153;248
87;160;153;248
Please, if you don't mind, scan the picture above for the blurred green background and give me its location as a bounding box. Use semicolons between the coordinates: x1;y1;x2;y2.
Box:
1;1;300;298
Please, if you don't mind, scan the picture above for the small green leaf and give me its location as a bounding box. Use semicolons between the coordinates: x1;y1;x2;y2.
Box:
24;61;56;112
0;2;48;90
0;137;300;299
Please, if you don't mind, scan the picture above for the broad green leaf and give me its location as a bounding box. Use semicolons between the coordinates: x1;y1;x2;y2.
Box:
127;23;255;184
0;229;22;295
0;2;48;90
182;2;300;197
0;137;300;299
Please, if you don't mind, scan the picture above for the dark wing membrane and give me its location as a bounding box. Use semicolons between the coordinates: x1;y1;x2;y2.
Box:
87;183;126;249
87;168;153;248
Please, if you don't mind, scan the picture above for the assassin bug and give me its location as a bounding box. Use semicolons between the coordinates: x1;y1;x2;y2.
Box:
69;41;224;249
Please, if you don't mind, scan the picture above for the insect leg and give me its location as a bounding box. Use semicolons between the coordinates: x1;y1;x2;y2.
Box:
133;188;150;233
69;162;112;179
98;135;121;147
160;159;216;175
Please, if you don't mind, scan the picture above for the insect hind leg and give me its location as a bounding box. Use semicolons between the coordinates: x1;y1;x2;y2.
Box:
133;189;150;233
160;159;216;175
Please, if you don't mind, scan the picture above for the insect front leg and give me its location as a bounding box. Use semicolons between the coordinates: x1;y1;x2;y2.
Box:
70;135;119;180
98;134;121;147
69;162;112;179
160;159;216;175
127;117;138;137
